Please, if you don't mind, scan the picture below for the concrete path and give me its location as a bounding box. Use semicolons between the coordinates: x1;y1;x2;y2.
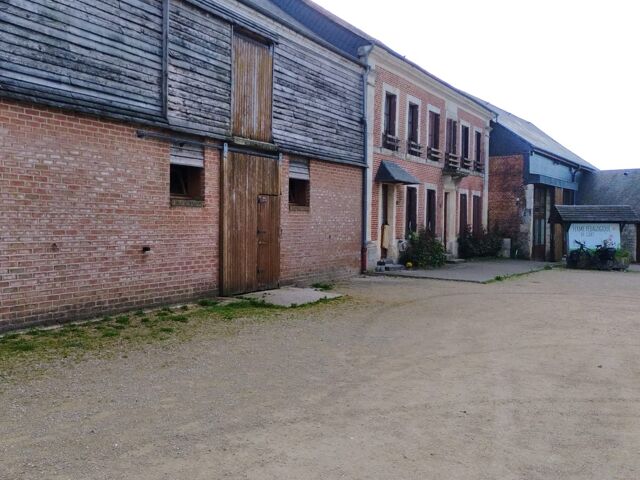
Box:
380;259;553;283
2;270;640;479
242;287;342;307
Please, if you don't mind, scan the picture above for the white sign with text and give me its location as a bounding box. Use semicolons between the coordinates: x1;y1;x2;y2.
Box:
568;223;620;250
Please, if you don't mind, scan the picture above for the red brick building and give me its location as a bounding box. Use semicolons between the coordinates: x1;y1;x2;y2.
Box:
363;48;494;265
270;0;495;266
0;0;366;331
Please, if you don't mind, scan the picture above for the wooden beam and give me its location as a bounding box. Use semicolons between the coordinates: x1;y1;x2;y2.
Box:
161;0;170;118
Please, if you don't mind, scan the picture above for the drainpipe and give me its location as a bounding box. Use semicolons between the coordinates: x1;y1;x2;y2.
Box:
359;45;374;273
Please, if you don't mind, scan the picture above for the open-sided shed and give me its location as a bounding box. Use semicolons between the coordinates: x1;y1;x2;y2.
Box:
549;205;640;257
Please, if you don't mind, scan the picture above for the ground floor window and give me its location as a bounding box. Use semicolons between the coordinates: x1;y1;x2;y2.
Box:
170;142;205;204
459;193;468;233
472;196;482;235
170;164;204;200
405;186;418;236
426;189;437;234
289;158;310;208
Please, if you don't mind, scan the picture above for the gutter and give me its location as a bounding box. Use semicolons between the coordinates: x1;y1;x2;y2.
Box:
359;44;373;273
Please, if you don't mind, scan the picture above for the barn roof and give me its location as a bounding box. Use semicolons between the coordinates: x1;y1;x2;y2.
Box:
468;98;597;171
550;205;640;224
580;169;640;206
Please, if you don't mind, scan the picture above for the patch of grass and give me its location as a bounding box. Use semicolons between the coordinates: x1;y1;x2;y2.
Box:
0;294;343;377
312;282;334;291
134;310;146;317
5;338;37;352
198;299;218;307
180;305;190;311
544;265;553;271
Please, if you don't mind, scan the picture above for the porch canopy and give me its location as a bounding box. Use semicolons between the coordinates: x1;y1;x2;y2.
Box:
375;160;420;185
549;205;640;227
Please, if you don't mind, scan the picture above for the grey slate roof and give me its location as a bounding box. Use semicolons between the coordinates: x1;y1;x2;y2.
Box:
471;97;597;171
375;161;420;185
580;169;640;207
550;205;640;224
266;0;493;115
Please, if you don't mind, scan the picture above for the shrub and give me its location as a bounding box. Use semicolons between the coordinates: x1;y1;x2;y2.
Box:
400;228;446;268
458;226;503;259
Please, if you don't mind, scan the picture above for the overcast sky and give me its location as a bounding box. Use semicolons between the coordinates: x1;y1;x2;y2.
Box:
313;0;639;170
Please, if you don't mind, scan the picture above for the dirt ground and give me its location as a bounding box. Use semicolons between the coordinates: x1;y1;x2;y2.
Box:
2;269;640;480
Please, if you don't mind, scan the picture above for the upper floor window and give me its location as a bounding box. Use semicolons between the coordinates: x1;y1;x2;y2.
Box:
475;131;483;171
428;111;440;149
446;119;458;156
461;125;470;157
427;110;441;160
232;32;273;143
407;103;421;156
383;92;399;150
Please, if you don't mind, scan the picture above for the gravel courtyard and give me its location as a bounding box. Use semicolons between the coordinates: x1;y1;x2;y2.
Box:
2;269;640;479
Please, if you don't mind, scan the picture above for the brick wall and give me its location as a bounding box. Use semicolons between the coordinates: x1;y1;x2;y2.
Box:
488;154;527;251
369;65;488;257
280;156;363;284
0;99;220;331
0;100;364;331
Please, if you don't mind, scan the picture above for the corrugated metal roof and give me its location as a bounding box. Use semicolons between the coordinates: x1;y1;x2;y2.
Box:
550;205;640;224
470;97;596;171
580;169;640;207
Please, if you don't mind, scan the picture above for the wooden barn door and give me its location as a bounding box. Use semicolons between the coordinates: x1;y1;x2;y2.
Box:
222;152;280;296
232;33;273;143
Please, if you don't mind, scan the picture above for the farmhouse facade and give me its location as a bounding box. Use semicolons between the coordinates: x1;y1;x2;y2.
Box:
269;0;494;266
0;0;367;330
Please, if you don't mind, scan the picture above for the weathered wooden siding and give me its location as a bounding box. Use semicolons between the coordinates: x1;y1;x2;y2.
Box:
0;0;164;118
167;0;232;135
273;41;364;164
0;0;365;166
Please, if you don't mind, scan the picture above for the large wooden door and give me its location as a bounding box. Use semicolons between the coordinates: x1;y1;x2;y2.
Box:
257;195;280;290
222;152;280;295
232;33;273;142
532;185;547;261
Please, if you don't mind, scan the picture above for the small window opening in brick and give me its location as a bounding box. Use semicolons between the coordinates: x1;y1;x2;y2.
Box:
289;178;310;207
170;164;204;200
